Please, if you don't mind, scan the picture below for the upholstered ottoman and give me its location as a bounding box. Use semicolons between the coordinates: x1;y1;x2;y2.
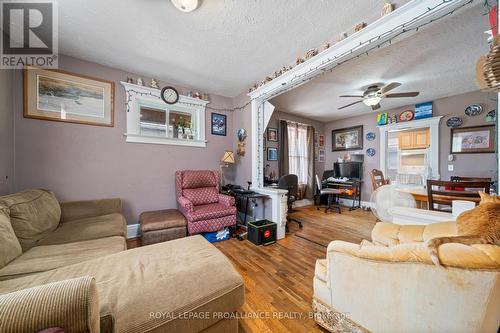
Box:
140;209;187;245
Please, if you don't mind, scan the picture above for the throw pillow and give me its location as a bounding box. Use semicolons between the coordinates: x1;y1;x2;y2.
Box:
0;206;22;268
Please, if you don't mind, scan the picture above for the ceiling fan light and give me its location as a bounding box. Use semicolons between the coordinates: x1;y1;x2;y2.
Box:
171;0;199;12
363;96;382;106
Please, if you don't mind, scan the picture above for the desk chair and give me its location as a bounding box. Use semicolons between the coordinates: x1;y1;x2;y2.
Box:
315;175;341;214
277;174;303;229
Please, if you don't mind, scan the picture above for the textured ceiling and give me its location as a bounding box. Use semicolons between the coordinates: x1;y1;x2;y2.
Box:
58;0;409;97
270;2;490;122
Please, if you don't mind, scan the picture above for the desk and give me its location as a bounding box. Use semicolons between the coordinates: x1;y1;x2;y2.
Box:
325;179;362;210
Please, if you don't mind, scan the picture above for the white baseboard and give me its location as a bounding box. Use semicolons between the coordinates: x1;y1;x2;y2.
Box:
127;223;141;239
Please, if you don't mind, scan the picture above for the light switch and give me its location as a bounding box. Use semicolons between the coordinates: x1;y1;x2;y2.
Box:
448;164;454;172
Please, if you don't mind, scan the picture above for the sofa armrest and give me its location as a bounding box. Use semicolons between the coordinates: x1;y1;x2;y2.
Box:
60;198;123;223
218;194;235;207
0;276;100;333
371;221;458;246
178;196;194;213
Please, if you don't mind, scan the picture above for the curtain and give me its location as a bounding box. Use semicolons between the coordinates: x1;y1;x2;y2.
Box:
278;120;289;177
287;122;315;198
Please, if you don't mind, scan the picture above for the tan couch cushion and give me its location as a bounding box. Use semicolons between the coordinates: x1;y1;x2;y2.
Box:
0;235;245;333
0;189;61;251
0;206;22;268
38;213;126;246
0;236;126;280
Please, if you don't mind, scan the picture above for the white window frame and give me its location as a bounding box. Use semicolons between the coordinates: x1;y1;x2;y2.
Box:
121;81;208;147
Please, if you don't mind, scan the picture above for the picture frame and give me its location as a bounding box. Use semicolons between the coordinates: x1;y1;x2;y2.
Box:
318;149;326;162
24;66;115;127
267;127;278;142
377;112;388;126
415;101;433;120
211;112;227;136
267;147;278;161
450;125;495;154
331;125;363;151
318;134;325;147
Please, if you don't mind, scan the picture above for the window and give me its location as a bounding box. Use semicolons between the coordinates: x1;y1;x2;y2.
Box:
122;82;208;147
288;123;309;185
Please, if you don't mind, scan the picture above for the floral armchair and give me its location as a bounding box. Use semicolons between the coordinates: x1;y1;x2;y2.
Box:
175;170;237;235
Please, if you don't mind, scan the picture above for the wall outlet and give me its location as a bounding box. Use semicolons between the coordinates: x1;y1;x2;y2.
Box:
448;164;454;171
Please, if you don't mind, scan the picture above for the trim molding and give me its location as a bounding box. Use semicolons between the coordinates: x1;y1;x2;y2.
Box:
127;223;141;239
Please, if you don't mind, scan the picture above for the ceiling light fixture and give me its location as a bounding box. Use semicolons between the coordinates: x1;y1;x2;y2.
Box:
171;0;199;12
363;95;382;106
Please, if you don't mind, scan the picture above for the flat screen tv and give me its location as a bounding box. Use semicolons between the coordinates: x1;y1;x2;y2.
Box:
334;162;362;180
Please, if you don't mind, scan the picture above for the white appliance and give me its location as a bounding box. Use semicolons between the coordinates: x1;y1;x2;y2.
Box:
398;149;428;174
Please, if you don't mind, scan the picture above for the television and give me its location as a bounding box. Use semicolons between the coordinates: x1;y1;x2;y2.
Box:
334;161;362;180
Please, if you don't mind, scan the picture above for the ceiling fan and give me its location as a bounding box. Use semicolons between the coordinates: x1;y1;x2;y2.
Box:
338;82;420;111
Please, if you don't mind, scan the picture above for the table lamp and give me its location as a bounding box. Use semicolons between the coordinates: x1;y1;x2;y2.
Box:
220;150;235;186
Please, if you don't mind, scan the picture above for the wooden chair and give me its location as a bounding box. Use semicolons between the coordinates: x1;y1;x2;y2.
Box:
450;176;492;182
426;180;490;212
369;169;388;191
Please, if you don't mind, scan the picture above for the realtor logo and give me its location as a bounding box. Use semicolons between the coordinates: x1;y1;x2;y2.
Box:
1;0;58;68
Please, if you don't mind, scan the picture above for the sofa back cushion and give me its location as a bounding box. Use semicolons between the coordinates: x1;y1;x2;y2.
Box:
0;189;61;251
183;187;219;206
0;206;22;268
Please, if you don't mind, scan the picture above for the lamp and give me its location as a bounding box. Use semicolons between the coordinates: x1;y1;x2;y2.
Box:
170;0;200;12
220;151;235;187
363;95;382;106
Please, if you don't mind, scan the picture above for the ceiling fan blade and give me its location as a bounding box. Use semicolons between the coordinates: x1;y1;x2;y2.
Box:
338;100;363;110
385;92;420;98
339;95;364;98
379;82;402;94
371;103;381;111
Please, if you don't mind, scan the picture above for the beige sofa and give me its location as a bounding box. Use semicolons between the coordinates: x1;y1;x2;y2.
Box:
0;189;244;332
313;221;500;333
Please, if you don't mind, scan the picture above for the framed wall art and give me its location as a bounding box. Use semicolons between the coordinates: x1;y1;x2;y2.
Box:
211;112;227;136
24;66;115;127
331;125;363;151
451;125;495;154
267;147;278;161
267;127;278;142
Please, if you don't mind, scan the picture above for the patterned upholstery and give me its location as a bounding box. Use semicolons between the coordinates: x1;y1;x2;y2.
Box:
183;187;219;206
175;170;236;235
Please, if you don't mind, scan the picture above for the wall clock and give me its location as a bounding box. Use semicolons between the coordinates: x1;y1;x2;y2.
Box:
161;86;179;104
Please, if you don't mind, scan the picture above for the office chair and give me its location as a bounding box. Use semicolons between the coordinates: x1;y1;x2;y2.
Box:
277;174;303;229
315;174;341;214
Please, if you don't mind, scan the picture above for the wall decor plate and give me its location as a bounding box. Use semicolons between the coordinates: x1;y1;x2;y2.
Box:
446;116;463;128
366;132;376;141
485;110;496;122
366;148;376;157
464;104;483;117
398;110;414;122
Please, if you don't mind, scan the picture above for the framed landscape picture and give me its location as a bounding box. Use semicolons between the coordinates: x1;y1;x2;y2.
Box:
211;113;227;136
24;66;114;126
451;125;495;154
331;125;363;151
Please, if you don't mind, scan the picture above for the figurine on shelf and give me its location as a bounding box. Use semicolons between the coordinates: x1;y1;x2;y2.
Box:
305;48;318;60
136;77;143;86
321;42;331;51
354;22;367;32
187;90;193;97
382;2;394;16
194;91;201;99
201;93;209;101
260;76;273;86
337;32;348;42
295;57;305;65
126;77;133;84
150;78;159;89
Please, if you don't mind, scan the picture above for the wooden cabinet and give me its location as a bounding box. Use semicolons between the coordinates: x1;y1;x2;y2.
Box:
398;129;430;150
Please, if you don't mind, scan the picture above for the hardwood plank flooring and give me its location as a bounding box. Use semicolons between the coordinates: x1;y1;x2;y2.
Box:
127;205;376;333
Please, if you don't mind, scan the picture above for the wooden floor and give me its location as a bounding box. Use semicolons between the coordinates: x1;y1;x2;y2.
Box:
128;205;376;333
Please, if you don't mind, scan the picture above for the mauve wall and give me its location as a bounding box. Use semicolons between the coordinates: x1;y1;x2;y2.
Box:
325;90;498;201
0;70;14;195
231;91;253;186
12;55;236;224
264;110;326;180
